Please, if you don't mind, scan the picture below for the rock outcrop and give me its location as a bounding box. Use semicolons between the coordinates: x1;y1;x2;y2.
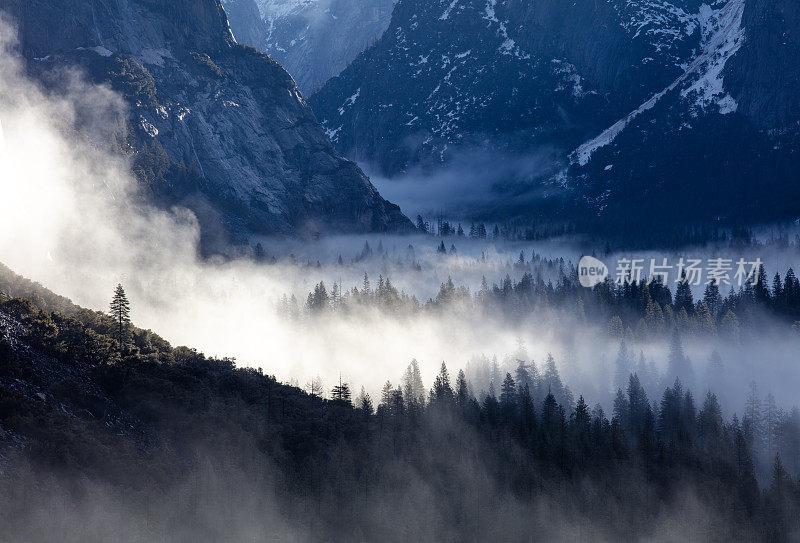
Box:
224;0;396;94
2;0;411;242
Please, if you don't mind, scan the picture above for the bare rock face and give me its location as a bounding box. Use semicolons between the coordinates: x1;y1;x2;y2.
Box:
223;0;396;95
222;0;267;47
2;0;411;243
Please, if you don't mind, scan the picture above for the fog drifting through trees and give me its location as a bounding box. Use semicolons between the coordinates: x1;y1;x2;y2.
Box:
3;18;800;541
0;18;799;418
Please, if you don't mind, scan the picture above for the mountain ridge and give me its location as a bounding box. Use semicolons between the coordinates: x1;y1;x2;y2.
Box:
1;0;412;244
310;0;800;227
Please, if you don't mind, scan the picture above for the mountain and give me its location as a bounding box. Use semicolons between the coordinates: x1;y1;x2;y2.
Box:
2;0;411;243
310;0;800;227
222;0;396;94
221;0;268;46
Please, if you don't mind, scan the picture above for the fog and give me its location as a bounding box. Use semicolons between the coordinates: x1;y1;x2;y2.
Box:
1;18;799;419
360;146;563;221
4;17;800;541
0;422;745;543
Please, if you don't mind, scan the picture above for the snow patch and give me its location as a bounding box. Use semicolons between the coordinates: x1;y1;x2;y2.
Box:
137;48;171;67
440;0;459;20
680;0;745;114
484;0;498;22
90;46;113;57
338;88;361;115
139;117;159;138
572;0;746;166
324;126;341;142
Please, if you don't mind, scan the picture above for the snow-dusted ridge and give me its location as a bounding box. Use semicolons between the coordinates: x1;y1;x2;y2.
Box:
572;0;745;166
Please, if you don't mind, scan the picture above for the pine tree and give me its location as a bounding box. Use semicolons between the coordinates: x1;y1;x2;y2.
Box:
613;340;632;392
362;272;371;297
703;280;722;317
515;359;531;393
698;391;724;450
455;369;470;407
675;270;694;314
772;272;783;311
518;383;536;445
743;381;763;452
666;329;693;386
753;264;771;305
109;284;131;348
402;359;426;407
500;373;517;422
380;381;394;409
430;362;454;405
626;374;649;439
764;392;780;459
306;376;325;398
356;386;374;415
331;376;352;405
783;268;800;314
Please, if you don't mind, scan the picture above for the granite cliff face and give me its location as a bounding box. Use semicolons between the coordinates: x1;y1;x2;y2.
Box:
223;0;396;94
2;0;411;242
310;0;800;226
222;0;268;47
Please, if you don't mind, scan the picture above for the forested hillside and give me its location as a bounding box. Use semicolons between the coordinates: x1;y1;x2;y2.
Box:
1;263;799;541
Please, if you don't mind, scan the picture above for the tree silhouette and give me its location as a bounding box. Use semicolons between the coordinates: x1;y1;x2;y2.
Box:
109;284;131;348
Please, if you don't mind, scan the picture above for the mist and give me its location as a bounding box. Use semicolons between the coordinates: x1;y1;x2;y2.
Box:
4;14;800;541
360;145;564;222
1;14;799;418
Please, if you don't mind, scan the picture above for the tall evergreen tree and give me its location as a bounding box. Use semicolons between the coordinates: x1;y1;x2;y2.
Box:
430;362;454;405
402;359;426;408
331;377;352;405
666;329;694;386
743;381;763;453
613;340;632;392
499;373;517;423
674;269;694;314
109;284;131;348
455;369;470;407
703;279;722;317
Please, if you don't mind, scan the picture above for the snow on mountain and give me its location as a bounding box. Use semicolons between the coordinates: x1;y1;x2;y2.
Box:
311;0;800;226
311;0;608;176
574;0;745;166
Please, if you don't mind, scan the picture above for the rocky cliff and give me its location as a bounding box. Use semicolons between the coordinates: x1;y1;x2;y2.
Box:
223;0;268;47
223;0;396;94
2;0;411;243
